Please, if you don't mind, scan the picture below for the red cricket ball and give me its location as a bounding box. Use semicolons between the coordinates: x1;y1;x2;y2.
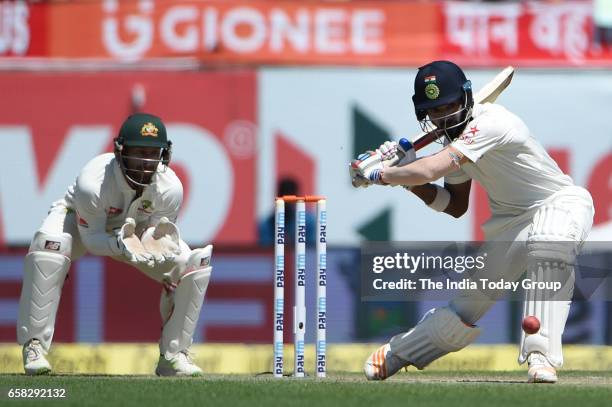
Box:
522;316;540;334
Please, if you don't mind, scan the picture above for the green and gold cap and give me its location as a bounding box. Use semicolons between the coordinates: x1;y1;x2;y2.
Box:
117;113;169;148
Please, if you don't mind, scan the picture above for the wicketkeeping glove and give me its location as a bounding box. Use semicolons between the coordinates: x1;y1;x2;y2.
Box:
141;217;182;264
117;218;155;267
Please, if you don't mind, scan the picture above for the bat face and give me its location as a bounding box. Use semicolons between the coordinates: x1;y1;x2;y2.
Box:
474;66;515;105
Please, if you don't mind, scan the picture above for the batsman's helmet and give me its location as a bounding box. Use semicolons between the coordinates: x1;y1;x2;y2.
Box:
412;60;473;121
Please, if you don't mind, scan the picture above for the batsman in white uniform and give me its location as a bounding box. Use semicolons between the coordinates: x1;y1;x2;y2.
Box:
17;113;213;376
351;61;594;383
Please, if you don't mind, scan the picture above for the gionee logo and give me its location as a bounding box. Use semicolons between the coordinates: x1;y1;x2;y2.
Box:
102;2;385;60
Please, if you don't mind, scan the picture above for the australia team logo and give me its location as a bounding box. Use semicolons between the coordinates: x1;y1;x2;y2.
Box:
138;199;154;214
140;123;159;137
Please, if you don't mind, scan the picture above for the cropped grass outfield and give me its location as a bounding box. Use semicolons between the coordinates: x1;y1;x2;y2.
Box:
2;371;611;407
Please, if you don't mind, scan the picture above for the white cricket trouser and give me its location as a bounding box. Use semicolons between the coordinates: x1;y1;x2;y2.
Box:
451;186;593;324
450;186;593;367
19;203;211;356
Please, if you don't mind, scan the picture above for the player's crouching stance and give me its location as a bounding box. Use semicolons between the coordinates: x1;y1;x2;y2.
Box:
17;113;213;377
351;61;594;383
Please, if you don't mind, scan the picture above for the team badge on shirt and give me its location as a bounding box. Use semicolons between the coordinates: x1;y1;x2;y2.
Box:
424;76;440;100
141;123;159;137
138;200;154;214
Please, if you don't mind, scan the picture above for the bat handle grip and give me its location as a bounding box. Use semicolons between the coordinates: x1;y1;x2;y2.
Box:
382;138;414;167
398;138;413;152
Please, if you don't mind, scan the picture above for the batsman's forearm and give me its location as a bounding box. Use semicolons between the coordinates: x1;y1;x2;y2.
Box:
382;152;450;186
79;230;123;257
382;163;432;186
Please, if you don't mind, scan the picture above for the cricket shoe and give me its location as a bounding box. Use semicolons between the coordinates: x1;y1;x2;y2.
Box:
363;343;410;381
22;339;52;376
155;350;203;377
527;352;557;383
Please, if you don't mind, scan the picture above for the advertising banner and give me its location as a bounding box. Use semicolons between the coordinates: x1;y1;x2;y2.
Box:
0;71;256;246
2;1;611;66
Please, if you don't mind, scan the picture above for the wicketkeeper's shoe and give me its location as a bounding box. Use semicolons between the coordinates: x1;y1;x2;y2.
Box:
363;343;410;381
155;350;203;377
527;352;557;383
22;339;52;376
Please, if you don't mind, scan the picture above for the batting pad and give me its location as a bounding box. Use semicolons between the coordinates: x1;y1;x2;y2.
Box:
160;246;212;358
18;232;72;351
389;307;481;369
519;260;574;368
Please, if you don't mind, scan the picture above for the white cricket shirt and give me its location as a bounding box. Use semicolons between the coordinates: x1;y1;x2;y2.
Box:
59;153;183;257
446;103;574;217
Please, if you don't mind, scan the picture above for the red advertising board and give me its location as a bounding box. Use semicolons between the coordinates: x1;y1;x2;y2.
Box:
0;71;257;246
440;1;612;67
2;0;437;65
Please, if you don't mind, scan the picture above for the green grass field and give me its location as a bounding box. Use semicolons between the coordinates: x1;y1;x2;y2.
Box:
1;371;611;407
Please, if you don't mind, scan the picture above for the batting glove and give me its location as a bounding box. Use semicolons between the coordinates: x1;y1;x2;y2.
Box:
350;151;387;185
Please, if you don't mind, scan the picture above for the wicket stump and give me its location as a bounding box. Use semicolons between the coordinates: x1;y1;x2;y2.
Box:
274;195;327;378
